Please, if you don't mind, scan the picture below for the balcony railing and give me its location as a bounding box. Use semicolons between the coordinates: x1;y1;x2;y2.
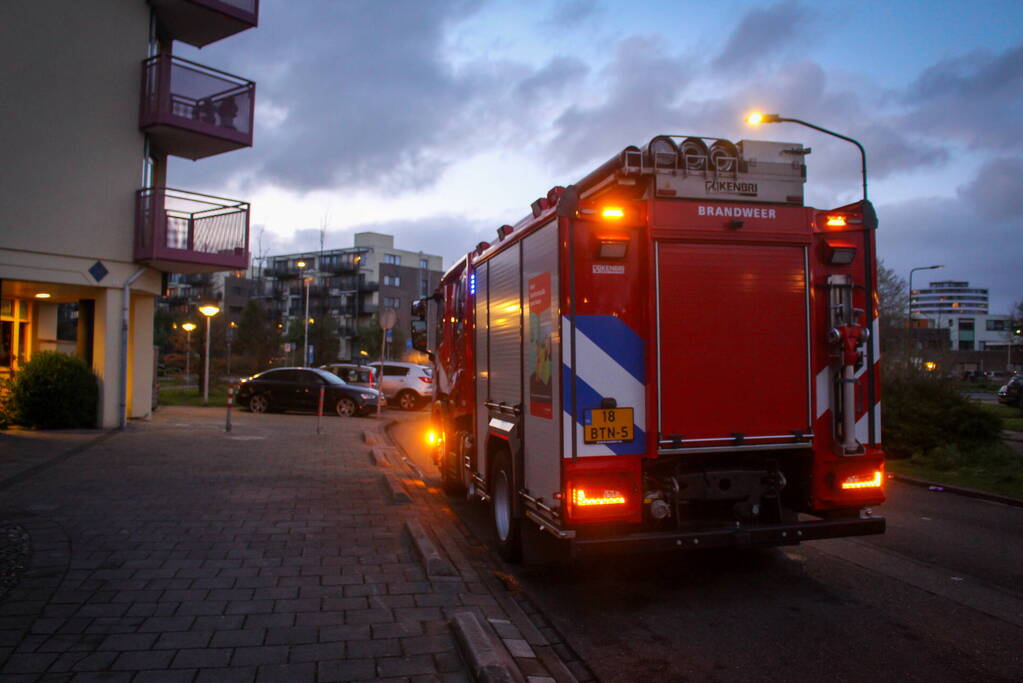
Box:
135;187;250;273
149;0;259;48
140;54;255;160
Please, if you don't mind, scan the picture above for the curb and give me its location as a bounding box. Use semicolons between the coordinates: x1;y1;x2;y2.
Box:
404;519;459;579
382;471;412;504
450;611;524;683
891;474;1023;508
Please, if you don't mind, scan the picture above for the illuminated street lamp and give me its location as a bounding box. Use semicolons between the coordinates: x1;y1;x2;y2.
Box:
199;304;221;404
297;260;311;366
181;322;197;384
746;111;868;201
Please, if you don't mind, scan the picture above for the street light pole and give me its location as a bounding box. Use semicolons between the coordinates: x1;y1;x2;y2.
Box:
908;265;944;327
747;112;867;202
181;322;196;385
198;305;221;405
297;260;310;367
746;112;876;444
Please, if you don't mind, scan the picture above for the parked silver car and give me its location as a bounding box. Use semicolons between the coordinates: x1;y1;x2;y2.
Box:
369;362;433;410
320;363;377;388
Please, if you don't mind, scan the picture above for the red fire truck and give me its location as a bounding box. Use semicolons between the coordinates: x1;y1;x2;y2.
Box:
412;134;885;561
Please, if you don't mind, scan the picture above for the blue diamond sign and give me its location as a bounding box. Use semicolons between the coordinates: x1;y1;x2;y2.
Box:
89;261;109;282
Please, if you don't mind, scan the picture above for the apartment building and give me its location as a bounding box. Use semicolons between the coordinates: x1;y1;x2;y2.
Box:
256;233;443;360
0;0;258;427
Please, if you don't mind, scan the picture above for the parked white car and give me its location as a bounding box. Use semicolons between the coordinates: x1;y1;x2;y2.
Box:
369;362;433;410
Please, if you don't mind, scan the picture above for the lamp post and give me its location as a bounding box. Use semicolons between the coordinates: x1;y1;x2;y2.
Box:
181;322;197;385
199;304;221;405
746;112;877;445
297;260;311;366
908;265;944;327
227;321;237;376
746;112;867;201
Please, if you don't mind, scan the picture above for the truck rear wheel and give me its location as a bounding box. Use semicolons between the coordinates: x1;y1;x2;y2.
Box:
491;451;522;563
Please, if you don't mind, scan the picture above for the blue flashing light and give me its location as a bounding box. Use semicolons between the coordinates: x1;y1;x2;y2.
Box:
469;272;476;296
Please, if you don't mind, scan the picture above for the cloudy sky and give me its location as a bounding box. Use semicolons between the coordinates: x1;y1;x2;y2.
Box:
170;0;1023;313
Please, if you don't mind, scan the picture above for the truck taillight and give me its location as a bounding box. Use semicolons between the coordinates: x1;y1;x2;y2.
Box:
841;468;883;490
566;475;634;522
573;487;627;506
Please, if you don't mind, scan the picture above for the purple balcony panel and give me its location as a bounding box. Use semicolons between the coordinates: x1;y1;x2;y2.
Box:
135;188;251;273
149;0;258;48
141;54;255;160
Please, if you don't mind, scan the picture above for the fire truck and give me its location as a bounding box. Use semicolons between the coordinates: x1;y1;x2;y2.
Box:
411;134;885;561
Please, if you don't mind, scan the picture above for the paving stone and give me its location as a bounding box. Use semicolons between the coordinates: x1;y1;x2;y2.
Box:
289;641;345;663
231;645;292;666
376;654;439;677
195;666;258;682
1;652;59;674
98;633;159;651
255;662;317;682
317;658;375;682
346;637;401;658
171;647;232;668
132;669;199;682
153;630;213;649
210;628;267;648
111;649;176;670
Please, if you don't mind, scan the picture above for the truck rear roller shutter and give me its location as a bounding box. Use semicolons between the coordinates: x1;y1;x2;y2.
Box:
657;242;810;448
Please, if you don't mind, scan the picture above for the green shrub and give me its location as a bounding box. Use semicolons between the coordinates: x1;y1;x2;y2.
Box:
882;373;1001;460
11;351;99;429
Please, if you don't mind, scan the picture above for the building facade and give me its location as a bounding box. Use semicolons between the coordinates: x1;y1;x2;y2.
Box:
0;0;258;426
910;280;989;319
255;233;443;361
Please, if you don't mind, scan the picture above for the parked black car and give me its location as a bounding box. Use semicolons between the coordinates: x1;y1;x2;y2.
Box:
237;367;383;417
997;374;1022;407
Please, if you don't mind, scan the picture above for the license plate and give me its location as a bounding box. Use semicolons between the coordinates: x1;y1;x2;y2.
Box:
584;408;634;444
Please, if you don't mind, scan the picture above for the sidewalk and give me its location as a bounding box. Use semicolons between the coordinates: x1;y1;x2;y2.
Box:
0;406;569;682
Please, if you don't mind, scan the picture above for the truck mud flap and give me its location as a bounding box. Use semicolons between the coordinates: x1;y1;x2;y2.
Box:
571;516;885;556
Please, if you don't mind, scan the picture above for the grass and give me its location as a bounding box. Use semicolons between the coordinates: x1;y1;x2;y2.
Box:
976;401;1023;432
157;383;231;407
888;446;1023;502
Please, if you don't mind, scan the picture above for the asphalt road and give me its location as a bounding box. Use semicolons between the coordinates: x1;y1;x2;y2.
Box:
391;415;1023;682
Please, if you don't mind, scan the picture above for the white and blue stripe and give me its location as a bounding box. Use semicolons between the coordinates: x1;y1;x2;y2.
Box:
562;315;647;457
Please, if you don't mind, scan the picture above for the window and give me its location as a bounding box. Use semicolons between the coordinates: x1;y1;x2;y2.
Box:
419;258;429;269
383;275;401;287
420;278;429;296
383;296;401;308
987;319;1006;331
231;286;243;296
383;365;409;377
959;318;974;331
959;340;974;350
384;254;401;265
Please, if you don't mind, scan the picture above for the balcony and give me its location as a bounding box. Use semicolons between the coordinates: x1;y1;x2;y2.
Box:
135;188;250;273
149;0;259;48
267;263;302;279
140;55;255;160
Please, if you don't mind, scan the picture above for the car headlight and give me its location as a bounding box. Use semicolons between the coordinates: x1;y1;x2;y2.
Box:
359;393;375;400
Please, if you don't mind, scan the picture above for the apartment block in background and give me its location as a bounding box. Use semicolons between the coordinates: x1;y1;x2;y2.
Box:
0;0;258;427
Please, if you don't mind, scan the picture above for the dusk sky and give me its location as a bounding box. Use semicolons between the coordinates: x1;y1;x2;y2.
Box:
170;0;1023;313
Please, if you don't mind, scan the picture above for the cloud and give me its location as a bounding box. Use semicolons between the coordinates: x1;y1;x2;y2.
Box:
543;0;602;30
712;1;812;73
546;36;693;169
957;156;1023;221
902;42;1023;150
876;196;1023;313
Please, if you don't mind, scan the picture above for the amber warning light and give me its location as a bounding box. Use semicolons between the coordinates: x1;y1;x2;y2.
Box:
601;207;625;219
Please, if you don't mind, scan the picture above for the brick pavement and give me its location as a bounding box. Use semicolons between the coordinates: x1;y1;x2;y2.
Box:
0;406;570;682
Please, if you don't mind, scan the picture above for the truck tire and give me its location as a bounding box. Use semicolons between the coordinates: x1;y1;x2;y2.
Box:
491;450;522;563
